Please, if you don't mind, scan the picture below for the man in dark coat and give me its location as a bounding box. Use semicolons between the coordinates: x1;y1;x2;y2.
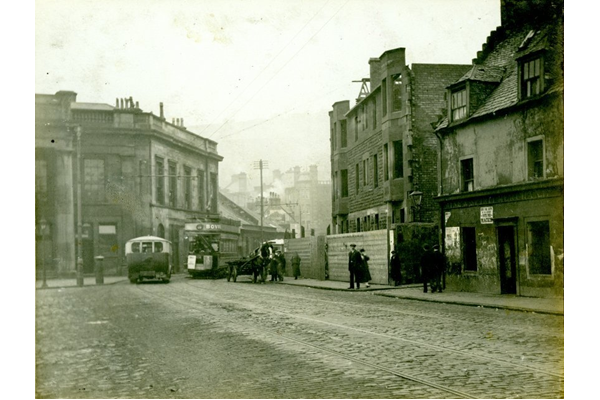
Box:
390;250;401;286
291;252;301;279
348;244;362;289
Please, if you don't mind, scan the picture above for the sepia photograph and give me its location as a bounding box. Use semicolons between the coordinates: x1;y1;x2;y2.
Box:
31;0;569;398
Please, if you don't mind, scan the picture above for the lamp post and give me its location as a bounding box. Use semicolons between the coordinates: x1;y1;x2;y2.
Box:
409;190;423;222
40;218;48;289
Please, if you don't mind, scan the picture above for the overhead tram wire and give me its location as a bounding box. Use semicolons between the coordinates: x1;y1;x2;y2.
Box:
207;0;351;140
217;83;349;141
196;0;333;137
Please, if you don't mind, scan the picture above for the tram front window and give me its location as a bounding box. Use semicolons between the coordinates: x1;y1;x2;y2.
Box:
142;242;153;253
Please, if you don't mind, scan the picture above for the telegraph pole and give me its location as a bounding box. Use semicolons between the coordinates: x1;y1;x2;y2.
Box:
253;160;268;243
76;126;84;287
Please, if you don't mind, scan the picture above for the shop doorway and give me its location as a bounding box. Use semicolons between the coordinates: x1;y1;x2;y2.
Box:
497;226;517;294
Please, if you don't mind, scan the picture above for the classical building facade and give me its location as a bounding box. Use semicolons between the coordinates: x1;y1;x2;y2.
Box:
35;91;222;275
329;48;470;234
435;0;564;297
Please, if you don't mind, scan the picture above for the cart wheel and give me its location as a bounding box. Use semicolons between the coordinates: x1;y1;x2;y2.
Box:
232;265;238;282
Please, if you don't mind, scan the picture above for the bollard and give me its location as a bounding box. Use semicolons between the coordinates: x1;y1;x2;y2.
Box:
77;257;84;287
94;256;105;285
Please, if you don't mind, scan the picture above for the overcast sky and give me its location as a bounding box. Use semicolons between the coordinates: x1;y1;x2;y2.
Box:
36;0;501;186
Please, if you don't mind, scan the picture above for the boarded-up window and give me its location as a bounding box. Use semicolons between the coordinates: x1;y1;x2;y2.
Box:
528;221;551;275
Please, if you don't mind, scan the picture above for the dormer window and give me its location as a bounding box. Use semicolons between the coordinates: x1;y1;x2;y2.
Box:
521;56;543;99
451;88;467;121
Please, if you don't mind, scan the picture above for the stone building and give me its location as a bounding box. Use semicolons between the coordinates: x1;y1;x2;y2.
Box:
435;0;564;297
35;91;222;275
329;48;470;234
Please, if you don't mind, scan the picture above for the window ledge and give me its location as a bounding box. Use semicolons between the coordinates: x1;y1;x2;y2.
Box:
526;273;554;279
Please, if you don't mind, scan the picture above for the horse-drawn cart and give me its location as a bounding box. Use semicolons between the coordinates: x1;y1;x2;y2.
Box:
226;255;267;283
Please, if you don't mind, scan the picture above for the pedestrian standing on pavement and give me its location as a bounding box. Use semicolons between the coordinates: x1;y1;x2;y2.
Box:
359;248;372;288
430;244;445;293
390;249;401;286
291;252;302;279
348;244;362;289
420;244;435;293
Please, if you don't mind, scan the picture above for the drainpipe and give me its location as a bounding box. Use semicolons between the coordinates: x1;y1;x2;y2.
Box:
434;129;446;290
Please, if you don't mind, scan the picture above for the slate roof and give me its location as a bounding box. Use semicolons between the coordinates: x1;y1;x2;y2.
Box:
437;23;563;129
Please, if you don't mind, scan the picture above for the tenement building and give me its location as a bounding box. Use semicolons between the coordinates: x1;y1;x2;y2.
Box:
329;48;470;234
434;0;564;297
35;91;222;275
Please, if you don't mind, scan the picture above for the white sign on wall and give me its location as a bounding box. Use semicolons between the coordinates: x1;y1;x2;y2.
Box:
480;206;494;224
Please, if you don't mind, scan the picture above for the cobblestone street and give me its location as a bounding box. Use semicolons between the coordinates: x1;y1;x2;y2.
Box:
35;275;564;398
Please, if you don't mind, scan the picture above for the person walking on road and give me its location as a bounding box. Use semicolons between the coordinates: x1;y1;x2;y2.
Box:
348;244;362;289
390;249;401;286
291;252;301;279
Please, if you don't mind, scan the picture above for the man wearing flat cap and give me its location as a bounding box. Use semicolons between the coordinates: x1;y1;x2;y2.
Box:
347;244;362;289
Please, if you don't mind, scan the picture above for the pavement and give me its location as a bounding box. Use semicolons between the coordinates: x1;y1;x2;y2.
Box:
35;274;564;316
35;276;128;290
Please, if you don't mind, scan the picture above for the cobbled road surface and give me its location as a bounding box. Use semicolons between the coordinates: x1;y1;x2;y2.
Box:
35;275;564;398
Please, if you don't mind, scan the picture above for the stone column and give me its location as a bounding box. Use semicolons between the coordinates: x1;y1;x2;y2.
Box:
52;148;76;274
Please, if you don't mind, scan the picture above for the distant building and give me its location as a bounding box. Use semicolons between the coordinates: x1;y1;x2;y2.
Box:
35;91;222;275
435;0;564;297
223;165;331;238
329;48;470;234
218;191;281;256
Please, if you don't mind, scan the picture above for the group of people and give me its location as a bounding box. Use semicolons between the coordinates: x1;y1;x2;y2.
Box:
347;244;372;289
259;241;302;282
348;242;446;292
260;240;445;291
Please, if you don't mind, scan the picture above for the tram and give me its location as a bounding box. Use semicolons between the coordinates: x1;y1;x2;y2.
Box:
184;219;240;277
125;236;172;283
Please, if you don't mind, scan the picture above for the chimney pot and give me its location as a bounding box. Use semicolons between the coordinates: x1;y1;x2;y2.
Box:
160;102;164;119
